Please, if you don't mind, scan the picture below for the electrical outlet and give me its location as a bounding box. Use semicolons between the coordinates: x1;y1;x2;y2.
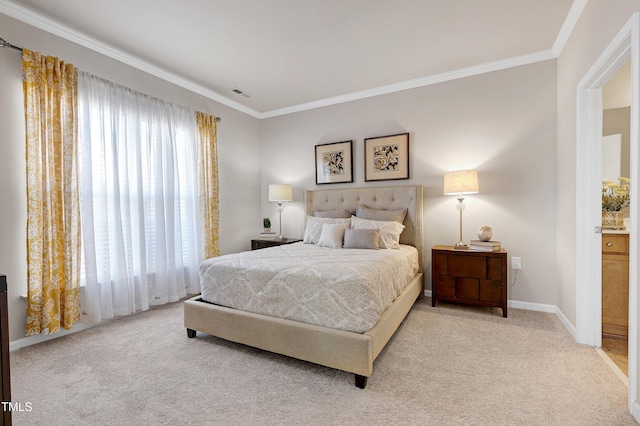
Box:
511;257;522;270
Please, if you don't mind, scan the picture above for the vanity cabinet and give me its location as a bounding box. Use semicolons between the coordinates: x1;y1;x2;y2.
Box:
602;233;629;338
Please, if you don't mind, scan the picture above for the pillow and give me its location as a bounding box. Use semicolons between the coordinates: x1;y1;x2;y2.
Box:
314;209;354;219
317;223;349;248
343;228;380;250
356;204;407;224
303;216;351;244
350;216;405;249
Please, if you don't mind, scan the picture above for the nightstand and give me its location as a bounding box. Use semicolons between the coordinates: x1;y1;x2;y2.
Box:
251;238;302;250
431;245;508;317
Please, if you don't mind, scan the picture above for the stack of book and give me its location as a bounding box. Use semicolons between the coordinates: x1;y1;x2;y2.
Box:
259;232;277;240
469;240;501;251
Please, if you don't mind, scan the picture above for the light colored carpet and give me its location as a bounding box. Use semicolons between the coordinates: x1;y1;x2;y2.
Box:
8;298;637;425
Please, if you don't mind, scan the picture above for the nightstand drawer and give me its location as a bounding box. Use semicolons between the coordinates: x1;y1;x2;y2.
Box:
455;277;479;300
448;255;486;279
434;275;455;298
480;280;502;303
487;257;503;280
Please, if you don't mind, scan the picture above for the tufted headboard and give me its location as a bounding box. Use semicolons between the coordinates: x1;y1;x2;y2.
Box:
306;185;424;272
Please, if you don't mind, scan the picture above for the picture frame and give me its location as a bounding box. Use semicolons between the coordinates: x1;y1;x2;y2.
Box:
315;140;353;185
364;132;410;182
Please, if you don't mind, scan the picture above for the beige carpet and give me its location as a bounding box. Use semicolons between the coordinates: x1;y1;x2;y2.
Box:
8;298;637;425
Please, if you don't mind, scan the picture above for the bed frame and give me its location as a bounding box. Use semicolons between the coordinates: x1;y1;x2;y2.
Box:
184;185;424;388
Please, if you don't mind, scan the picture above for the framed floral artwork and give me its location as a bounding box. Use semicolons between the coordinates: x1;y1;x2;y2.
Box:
364;132;409;181
315;140;353;185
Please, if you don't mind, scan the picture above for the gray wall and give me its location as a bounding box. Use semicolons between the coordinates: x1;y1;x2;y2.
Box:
0;13;262;342
555;0;640;333
603;106;631;178
260;60;558;306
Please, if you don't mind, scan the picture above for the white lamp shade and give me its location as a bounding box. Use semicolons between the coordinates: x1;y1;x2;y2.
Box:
269;184;293;202
443;170;479;195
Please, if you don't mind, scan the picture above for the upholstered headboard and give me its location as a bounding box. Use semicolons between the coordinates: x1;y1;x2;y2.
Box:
306;185;424;272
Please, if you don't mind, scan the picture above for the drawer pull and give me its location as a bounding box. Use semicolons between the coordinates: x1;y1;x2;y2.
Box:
607;242;614;247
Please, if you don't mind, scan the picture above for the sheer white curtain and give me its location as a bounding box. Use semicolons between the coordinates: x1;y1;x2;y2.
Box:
77;71;201;323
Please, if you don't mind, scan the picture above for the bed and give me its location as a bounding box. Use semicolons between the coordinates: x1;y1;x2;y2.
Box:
184;185;424;388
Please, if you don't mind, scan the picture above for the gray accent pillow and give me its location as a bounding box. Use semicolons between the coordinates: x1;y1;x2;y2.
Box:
350;216;405;249
314;209;354;218
343;228;380;250
356;204;407;224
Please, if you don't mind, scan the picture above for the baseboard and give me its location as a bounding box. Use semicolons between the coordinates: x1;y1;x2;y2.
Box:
553;306;577;340
425;291;576;337
9;322;97;352
508;300;576;339
508;299;556;313
10;294;573;351
633;401;640;423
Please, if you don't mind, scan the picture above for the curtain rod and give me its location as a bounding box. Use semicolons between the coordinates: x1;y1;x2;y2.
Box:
0;37;22;52
0;37;222;123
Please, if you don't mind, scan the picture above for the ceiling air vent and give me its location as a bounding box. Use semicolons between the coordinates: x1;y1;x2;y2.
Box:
230;88;251;98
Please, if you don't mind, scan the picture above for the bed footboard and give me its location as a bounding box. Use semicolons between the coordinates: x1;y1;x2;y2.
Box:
184;272;423;388
184;296;374;376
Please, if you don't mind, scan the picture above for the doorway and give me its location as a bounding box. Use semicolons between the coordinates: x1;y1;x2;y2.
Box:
601;61;631;377
575;13;639;412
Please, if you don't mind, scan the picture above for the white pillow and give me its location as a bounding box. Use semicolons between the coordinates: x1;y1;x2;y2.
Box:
317;223;348;248
302;216;351;244
350;215;405;249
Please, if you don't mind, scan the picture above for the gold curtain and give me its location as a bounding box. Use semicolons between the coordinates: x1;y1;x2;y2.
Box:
23;49;81;335
196;112;221;259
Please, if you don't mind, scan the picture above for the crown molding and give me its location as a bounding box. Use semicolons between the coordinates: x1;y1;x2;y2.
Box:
552;0;589;56
260;49;557;118
1;0;574;120
0;0;262;118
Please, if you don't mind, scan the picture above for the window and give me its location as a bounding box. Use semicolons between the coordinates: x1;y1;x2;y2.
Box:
77;72;201;322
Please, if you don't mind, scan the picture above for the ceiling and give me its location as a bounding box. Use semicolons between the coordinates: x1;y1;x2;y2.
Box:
2;0;577;118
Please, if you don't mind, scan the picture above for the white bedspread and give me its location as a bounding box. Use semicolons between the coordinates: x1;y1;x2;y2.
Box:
199;243;419;333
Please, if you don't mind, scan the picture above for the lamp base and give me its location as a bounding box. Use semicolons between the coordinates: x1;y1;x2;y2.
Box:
275;235;286;241
453;241;469;250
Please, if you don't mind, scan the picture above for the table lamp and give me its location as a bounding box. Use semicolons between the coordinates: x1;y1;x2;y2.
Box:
269;184;293;240
443;170;479;249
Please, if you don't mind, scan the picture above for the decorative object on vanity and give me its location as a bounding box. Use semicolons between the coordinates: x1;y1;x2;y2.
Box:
364;132;409;182
443;169;479;250
315;140;353;184
476;225;492;242
269;184;293;240
469;240;501;252
602;177;630;230
263;217;271;233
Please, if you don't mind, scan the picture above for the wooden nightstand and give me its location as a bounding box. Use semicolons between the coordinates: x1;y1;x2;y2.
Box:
431;245;508;317
251;238;302;250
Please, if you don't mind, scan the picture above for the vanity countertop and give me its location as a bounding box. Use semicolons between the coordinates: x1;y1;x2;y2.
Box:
603;229;630;234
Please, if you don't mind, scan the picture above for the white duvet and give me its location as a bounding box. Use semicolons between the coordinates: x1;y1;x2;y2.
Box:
199;243;419;333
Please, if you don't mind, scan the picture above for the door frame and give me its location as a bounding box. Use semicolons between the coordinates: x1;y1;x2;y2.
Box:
575;12;639;413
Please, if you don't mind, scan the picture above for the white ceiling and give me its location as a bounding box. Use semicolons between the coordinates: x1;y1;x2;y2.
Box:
2;0;577;118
